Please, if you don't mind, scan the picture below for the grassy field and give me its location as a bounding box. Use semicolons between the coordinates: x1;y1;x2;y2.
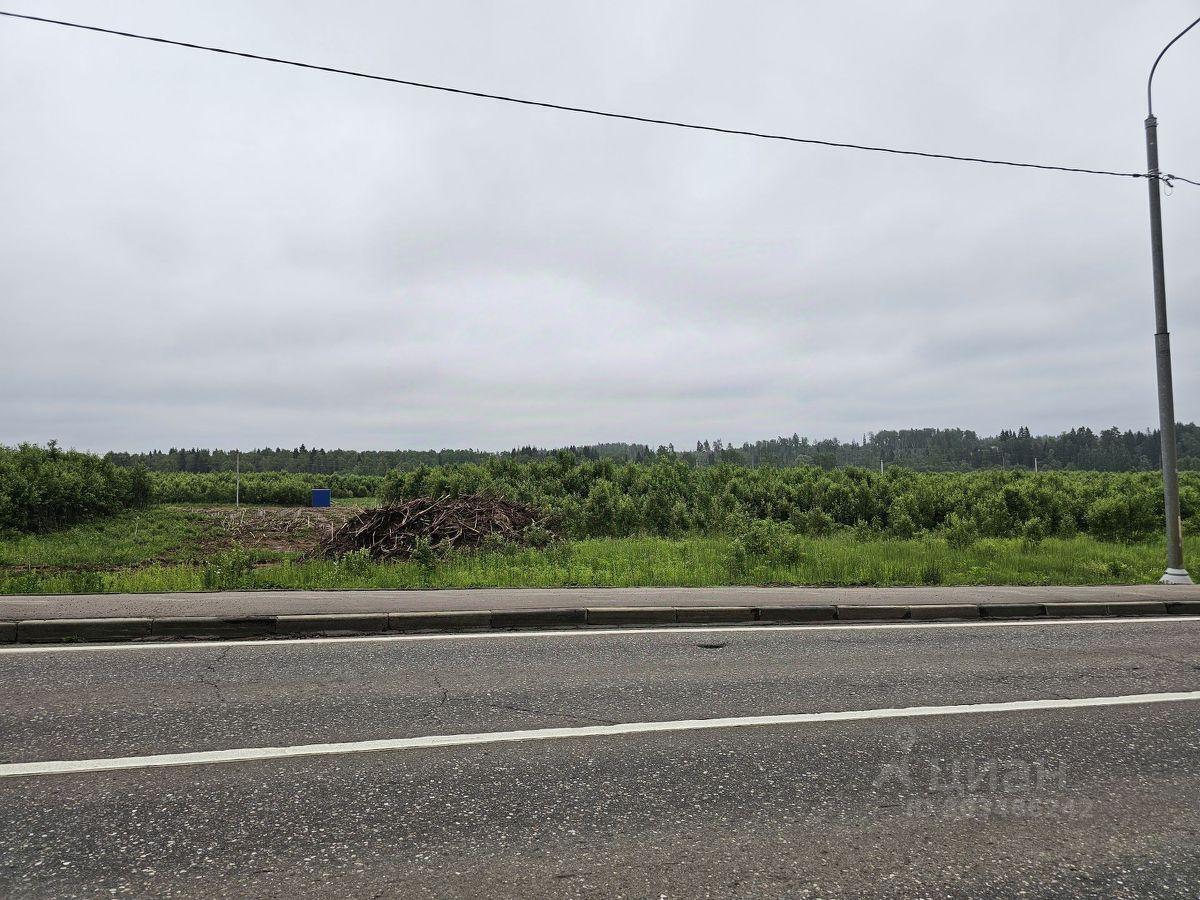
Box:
0;504;1180;594
331;496;380;508
0;506;219;570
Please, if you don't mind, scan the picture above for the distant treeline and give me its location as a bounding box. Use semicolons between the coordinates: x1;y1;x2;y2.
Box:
104;425;1200;475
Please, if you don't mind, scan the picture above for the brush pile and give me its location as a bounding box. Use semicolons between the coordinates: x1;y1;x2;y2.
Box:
317;494;552;560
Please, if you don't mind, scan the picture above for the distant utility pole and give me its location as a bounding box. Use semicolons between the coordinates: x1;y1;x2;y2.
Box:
235;449;241;508
1145;15;1199;584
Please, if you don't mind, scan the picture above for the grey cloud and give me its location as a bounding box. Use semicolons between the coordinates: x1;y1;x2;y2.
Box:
2;0;1198;452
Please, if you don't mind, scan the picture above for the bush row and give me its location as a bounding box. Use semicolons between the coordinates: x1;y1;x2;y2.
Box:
0;443;151;533
147;471;381;505
7;446;1191;543
381;455;1198;543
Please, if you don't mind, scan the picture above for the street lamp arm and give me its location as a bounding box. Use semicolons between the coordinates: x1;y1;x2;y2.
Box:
1148;15;1200;117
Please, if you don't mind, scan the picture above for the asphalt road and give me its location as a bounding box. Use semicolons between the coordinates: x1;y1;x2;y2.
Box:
2;617;1200;898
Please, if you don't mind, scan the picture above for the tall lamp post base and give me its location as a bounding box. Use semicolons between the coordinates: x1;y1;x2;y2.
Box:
1160;568;1193;585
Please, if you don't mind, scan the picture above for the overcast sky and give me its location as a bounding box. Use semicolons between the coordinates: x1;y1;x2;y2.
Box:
3;1;1199;453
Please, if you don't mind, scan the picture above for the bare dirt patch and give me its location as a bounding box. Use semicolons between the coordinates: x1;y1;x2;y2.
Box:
199;506;361;554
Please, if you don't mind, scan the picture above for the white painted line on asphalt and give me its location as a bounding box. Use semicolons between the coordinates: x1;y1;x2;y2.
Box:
1;615;1198;655
3;690;1198;779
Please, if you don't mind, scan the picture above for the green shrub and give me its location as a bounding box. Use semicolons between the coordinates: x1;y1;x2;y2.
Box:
0;442;151;533
1020;516;1048;551
410;537;437;571
372;458;1187;544
581;480;640;537
790;508;836;537
888;510;918;540
1086;495;1159;543
852;520;876;543
730;519;806;568
479;531;516;555
943;513;980;549
521;523;555;549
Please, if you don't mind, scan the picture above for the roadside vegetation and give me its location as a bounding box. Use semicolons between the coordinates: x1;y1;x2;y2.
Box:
148;471;380;504
381;455;1197;544
2;445;1194;594
0;442;150;532
0;528;1183;594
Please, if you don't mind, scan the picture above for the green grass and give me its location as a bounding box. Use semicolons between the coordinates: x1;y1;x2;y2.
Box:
331;496;379;508
0;529;1184;594
0;506;222;570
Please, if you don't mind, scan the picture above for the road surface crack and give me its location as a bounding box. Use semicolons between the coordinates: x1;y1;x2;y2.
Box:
423;672;616;725
429;671;450;705
199;646;232;705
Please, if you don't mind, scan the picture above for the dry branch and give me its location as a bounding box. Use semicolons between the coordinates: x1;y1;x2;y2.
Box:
316;495;551;560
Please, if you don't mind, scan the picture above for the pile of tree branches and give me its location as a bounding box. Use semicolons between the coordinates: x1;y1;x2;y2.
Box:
317;494;553;560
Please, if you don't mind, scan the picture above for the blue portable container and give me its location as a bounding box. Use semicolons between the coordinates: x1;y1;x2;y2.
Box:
311;488;332;508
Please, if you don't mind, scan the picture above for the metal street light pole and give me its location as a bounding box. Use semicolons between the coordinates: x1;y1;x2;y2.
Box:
1145;15;1199;585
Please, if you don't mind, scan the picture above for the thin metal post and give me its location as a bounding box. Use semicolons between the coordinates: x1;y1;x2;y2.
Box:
235;449;241;508
1144;115;1190;584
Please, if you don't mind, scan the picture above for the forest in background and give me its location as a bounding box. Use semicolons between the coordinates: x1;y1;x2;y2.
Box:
103;424;1200;475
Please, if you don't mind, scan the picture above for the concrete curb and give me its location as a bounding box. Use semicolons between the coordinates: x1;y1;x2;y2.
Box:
837;605;909;621
675;606;756;624
909;604;980;621
756;605;837;623
17;617;151;643
151;616;275;640
585;607;678;626
1109;601;1168;615
276;613;390;636
490;607;587;629
389;611;491;632
2;600;1199;645
979;602;1044;619
1167;600;1200;615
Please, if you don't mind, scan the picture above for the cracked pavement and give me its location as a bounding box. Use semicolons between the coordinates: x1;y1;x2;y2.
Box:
2;619;1200;897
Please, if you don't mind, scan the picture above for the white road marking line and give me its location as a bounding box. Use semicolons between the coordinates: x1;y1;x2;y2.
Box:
3;690;1198;779
0;615;1197;654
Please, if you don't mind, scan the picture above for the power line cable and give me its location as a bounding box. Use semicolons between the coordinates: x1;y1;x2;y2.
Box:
1;8;1197;189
